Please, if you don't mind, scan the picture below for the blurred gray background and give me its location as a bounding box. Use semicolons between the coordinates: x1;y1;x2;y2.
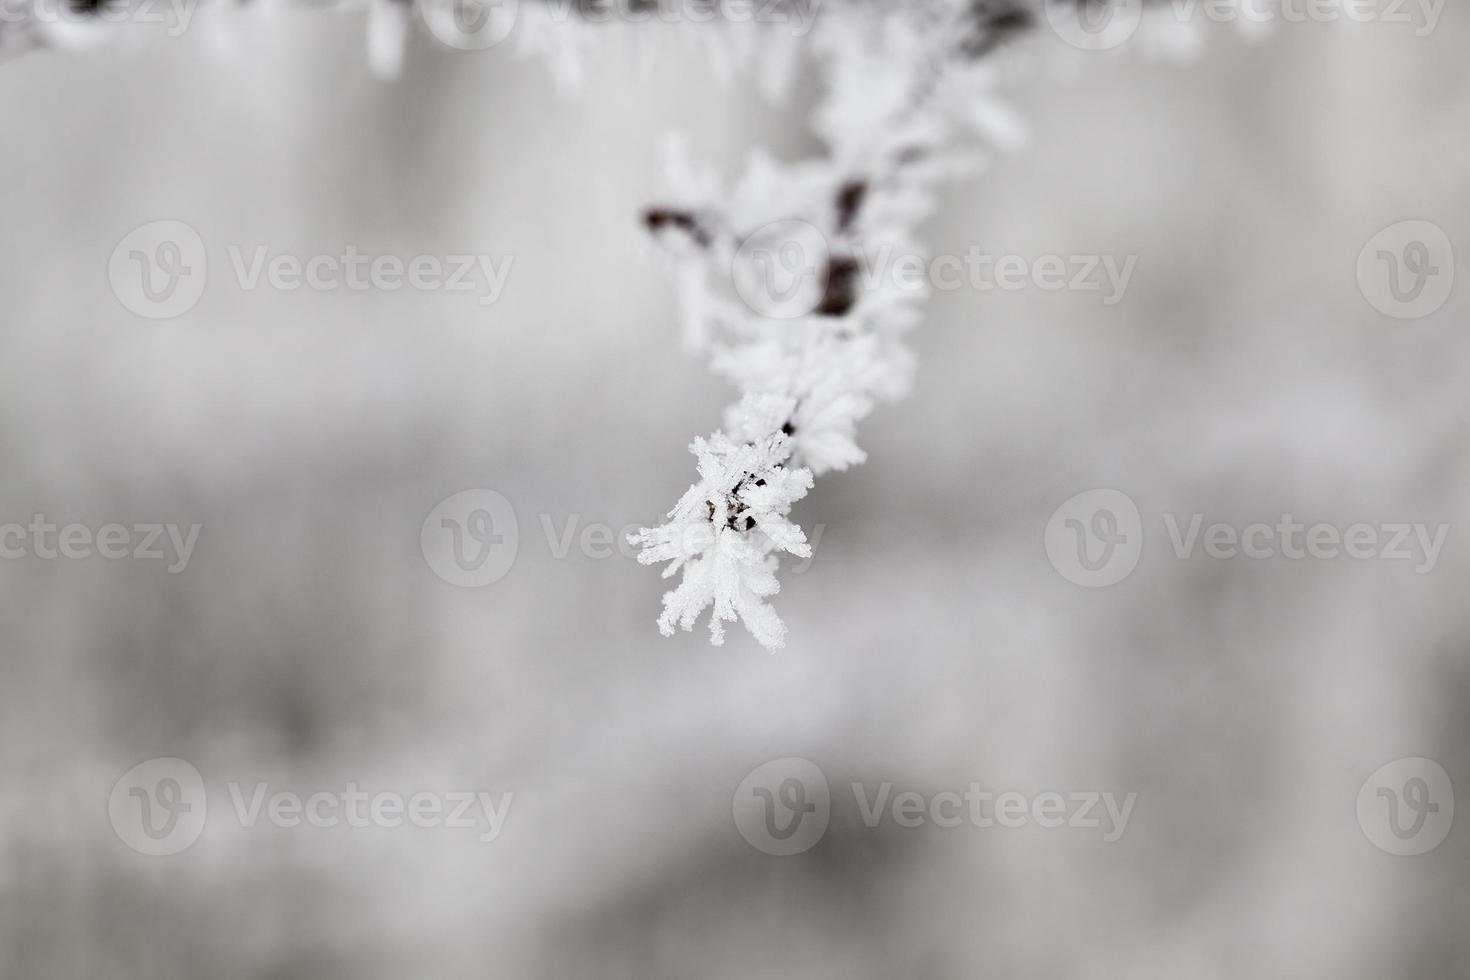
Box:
1;7;1468;978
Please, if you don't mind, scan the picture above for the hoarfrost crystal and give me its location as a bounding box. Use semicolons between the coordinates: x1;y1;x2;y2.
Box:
630;394;814;650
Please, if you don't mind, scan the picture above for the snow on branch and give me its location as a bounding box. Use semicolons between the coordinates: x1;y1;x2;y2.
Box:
630;0;1050;650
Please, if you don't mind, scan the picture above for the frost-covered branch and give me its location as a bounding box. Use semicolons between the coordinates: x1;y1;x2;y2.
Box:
630;1;1057;649
628;0;1226;650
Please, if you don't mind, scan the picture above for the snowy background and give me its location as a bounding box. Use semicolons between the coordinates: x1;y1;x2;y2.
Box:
2;8;1468;978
